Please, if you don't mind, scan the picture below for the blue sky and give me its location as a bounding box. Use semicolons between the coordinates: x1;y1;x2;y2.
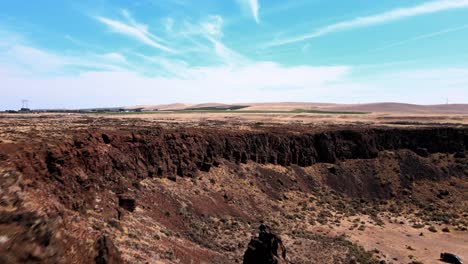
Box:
1;0;468;109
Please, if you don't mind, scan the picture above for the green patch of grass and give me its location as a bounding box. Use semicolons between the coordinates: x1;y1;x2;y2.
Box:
166;109;369;115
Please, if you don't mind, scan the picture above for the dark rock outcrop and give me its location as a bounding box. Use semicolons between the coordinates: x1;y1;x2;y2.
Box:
95;236;123;264
243;225;287;264
454;151;466;158
440;252;463;264
118;195;136;212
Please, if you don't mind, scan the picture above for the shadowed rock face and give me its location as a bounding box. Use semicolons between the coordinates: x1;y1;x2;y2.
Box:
28;127;468;180
17;127;465;209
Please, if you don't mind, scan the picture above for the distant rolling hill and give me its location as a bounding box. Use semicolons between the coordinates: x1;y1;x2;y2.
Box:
127;102;468;114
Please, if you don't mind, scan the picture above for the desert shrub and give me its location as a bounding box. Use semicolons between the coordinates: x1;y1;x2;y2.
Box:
0;153;8;161
370;214;384;226
317;210;332;225
412;223;425;229
161;228;173;237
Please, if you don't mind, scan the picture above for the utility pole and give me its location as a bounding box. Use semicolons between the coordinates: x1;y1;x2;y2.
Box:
20;99;31;112
22;99;29;109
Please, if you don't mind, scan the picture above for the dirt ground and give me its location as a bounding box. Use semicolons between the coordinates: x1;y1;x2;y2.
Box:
110;112;468;126
2;111;467;128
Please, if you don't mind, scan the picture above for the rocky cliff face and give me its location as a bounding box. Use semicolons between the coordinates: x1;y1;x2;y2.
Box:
24;127;468;179
6;127;468;217
28;127;467;203
0;126;466;263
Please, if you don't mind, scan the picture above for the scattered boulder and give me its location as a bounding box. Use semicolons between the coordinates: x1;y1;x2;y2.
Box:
327;166;337;174
101;134;111;144
415;147;429;157
167;175;177;182
440;252;463;264
118;195;136;212
200;162;212;172
437;189;450;199
243;224;287;264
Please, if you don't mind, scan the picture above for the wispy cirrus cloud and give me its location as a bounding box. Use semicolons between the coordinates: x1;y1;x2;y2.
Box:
176;15;249;65
249;0;260;23
95;10;173;52
370;24;468;52
268;0;468;47
0;30;129;74
237;0;260;23
164;17;174;33
3;45;128;73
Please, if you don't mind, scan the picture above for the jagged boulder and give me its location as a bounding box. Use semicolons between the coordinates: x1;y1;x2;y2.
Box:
243;225;287;264
95;236;123;264
118;195;136;212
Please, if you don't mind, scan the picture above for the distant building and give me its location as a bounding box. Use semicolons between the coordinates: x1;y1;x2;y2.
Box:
119;108;143;112
19;108;31;113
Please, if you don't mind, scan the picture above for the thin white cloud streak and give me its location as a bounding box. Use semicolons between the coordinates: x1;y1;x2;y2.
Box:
201;16;250;65
100;52;127;64
133;52;190;77
64;35;106;52
370;24;468;52
8;33;131;72
268;0;468;47
250;0;260;23
95;14;173;52
119;9;164;43
176;15;249;66
204;36;250;66
200;15;224;37
315;24;468;64
178;15;224;39
0;43;128;74
164;17;174;32
237;0;260;23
